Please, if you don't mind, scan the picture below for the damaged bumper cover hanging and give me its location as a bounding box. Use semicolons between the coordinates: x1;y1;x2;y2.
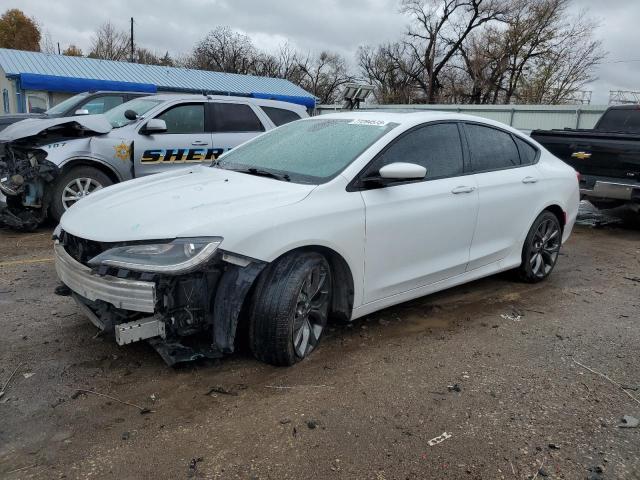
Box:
53;234;266;366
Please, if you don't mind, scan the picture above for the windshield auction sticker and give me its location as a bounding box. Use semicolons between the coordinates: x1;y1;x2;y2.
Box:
348;119;390;127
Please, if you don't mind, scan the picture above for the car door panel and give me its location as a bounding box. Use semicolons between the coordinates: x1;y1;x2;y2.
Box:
359;122;479;303
362;177;478;302
134;102;212;177
463;123;547;270
467;165;545;270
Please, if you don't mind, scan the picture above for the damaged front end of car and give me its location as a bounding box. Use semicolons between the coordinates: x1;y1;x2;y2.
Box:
0;142;60;230
53;228;266;366
0;116;113;230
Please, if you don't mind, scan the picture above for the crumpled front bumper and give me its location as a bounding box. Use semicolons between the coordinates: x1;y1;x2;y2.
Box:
54;242;156;313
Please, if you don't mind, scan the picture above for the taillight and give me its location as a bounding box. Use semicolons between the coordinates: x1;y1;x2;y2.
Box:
575;170;581;183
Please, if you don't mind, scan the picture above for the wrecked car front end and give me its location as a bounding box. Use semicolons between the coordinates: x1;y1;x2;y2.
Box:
0;116;112;230
53;228;266;366
0;142;59;230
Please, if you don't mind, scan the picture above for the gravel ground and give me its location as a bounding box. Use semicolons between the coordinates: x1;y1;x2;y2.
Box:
0;206;639;480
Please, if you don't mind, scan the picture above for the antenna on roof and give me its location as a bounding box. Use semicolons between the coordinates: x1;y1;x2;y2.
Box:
342;83;374;110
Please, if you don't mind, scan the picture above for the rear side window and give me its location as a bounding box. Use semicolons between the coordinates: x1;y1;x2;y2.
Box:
211;103;265;132
596;108;640;133
514;136;538;165
261;106;301;126
368;123;464;180
465;124;520;171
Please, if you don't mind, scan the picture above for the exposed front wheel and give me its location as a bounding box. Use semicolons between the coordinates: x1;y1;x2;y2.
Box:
49;166;113;222
249;252;331;366
517;211;562;283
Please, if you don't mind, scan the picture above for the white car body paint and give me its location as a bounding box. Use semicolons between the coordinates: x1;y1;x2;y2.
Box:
59;111;580;321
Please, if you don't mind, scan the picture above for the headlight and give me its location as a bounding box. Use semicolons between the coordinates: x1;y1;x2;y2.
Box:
88;237;222;274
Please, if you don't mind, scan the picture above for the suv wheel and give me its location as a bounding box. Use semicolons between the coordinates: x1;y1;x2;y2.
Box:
249;252;331;366
517;211;562;283
49;166;113;222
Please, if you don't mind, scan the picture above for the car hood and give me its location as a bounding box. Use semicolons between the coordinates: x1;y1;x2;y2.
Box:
0;114;112;143
60;165;317;242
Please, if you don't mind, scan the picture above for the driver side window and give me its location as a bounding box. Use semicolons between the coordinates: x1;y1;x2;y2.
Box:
368;123;464;180
155;104;205;134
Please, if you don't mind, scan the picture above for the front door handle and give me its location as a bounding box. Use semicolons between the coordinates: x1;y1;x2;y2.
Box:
191;141;209;146
451;186;476;194
522;176;538;184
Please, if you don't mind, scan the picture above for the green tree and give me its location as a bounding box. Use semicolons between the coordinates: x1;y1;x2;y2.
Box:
0;9;41;51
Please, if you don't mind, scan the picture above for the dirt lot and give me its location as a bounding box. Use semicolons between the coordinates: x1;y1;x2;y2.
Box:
1;207;639;480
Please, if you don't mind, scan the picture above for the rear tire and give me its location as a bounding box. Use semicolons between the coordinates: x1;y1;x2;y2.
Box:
517;211;562;283
249;252;331;366
49;166;113;222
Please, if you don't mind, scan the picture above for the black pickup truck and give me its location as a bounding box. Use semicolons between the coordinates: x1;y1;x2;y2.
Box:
531;105;640;210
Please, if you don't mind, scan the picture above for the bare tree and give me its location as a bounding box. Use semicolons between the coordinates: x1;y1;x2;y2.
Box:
189;26;256;74
298;51;354;104
394;0;507;103
358;43;418;103
89;22;129;61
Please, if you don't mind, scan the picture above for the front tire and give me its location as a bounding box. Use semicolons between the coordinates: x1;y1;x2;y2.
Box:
517;211;562;283
249;252;331;366
49;166;113;222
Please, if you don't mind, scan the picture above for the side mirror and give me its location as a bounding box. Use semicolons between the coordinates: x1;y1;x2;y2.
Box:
124;109;139;121
74;109;90;115
379;162;427;180
142;118;167;134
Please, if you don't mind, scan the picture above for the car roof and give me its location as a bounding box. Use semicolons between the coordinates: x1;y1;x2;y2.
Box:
316;110;525;136
146;93;307;112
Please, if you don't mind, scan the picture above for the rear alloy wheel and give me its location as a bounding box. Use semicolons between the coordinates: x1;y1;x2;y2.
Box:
518;211;562;283
249;252;331;366
49;166;113;222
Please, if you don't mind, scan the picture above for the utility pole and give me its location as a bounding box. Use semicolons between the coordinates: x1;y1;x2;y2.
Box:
130;17;134;62
57;42;60;54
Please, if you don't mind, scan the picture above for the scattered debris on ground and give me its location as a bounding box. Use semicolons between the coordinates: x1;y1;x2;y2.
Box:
0;363;22;399
205;385;239;396
71;388;152;414
618;415;639;428
427;432;452;447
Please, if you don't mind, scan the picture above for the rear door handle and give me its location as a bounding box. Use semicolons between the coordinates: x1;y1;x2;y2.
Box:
451;186;476;194
522;176;538;184
191;141;209;146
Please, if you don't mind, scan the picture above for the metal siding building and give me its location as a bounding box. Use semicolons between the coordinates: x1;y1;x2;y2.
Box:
0;48;315;114
317;103;609;132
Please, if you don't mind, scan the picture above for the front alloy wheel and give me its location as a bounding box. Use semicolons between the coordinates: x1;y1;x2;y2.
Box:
518;211;562;282
61;177;103;209
249;252;331;366
49;166;113;222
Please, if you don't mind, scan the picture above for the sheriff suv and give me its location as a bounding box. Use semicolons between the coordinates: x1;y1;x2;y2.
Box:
0;94;308;229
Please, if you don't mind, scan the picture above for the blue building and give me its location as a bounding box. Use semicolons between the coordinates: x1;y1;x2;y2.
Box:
0;48;315;114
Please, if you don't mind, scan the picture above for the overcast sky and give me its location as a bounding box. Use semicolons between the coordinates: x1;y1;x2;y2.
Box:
6;0;640;104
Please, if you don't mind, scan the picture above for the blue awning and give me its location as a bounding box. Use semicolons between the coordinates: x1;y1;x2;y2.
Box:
250;92;316;109
17;73;157;94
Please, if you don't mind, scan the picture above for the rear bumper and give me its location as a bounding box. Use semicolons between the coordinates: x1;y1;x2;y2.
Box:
54;242;156;313
580;180;640;202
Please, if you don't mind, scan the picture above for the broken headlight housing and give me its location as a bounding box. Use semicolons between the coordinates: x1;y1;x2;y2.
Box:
88;237;222;274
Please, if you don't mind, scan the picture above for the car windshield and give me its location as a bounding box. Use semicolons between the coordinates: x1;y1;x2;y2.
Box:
104;98;162;128
45;93;89;116
215;118;398;183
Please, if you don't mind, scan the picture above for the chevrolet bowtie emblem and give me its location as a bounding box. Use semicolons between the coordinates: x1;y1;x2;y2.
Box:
571;151;592;160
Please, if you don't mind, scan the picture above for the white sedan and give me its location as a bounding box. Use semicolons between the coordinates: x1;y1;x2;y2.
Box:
54;112;579;366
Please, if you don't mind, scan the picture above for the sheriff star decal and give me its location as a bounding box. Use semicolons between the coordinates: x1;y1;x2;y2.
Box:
114;142;131;161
